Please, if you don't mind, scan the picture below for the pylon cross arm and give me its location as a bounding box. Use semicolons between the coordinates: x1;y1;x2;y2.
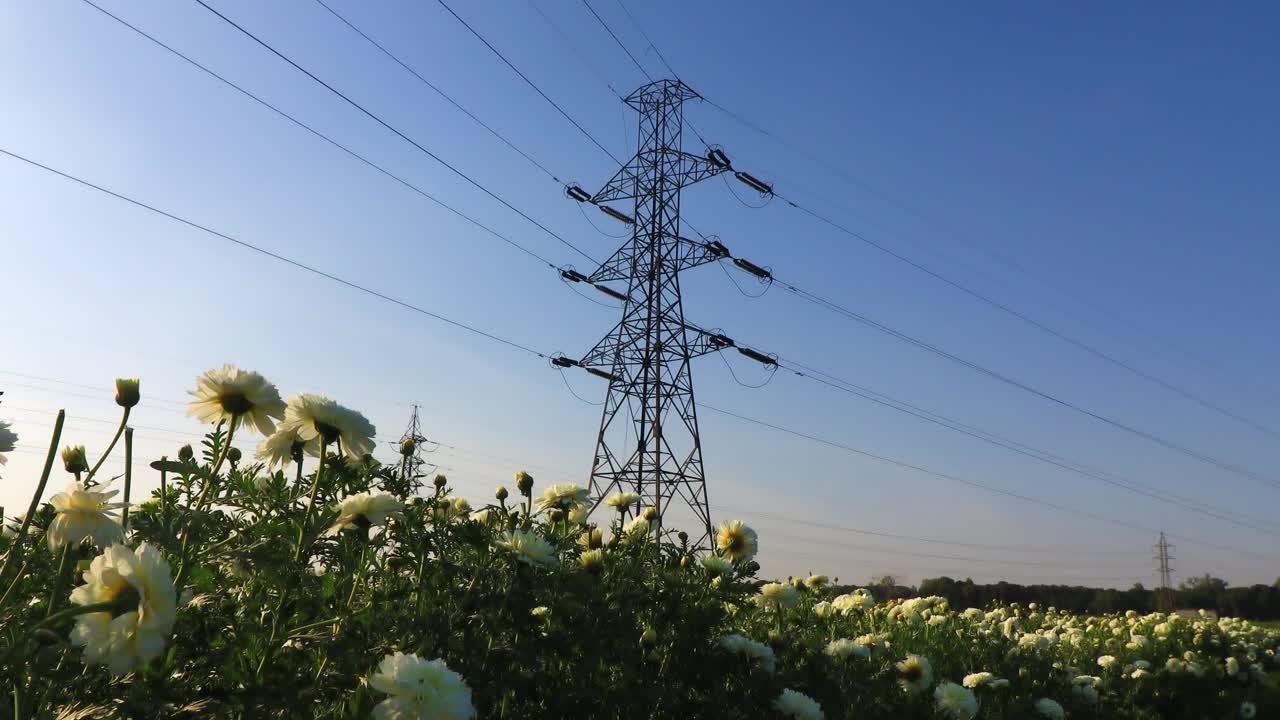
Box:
590;150;726;204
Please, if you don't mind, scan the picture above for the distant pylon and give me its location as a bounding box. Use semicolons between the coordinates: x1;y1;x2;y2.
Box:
397;404;431;484
1153;531;1175;611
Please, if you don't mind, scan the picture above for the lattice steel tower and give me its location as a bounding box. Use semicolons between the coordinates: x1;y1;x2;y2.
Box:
572;80;732;546
1154;532;1176;612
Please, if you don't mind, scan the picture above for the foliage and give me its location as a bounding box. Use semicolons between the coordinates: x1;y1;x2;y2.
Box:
0;373;1278;719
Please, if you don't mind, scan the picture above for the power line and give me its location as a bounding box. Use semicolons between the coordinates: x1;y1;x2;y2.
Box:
524;0;625;101
773;188;1280;445
192;0;598;266
580;0;652;83
310;0;565;185
774;358;1280;531
433;0;623;165
697;402;1280;563
611;0;680;81
77;0;564;272
701;98;1279;405
0;147;551;360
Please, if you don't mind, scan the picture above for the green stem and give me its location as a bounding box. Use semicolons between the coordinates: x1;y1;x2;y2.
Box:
173;420;238;590
294;441;329;563
0;411;66;600
43;545;73;619
121;427;134;531
83;407;130;485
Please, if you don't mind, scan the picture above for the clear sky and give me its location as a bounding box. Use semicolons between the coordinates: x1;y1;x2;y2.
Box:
3;0;1278;590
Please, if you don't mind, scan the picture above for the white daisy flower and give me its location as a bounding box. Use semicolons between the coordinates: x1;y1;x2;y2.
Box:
369;652;475;720
69;543;177;676
186;364;285;436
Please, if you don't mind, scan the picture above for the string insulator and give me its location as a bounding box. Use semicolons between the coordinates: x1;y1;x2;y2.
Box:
733;258;772;279
706;148;732;169
551;356;579;368
599;205;634;224
704;239;730;258
586;367;619;382
738;347;778;366
593;284;629;303
709;333;735;349
734;171;773;195
565;184;592;203
560;268;588;283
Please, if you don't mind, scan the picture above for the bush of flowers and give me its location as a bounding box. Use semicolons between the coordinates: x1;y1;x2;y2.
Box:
0;366;1277;718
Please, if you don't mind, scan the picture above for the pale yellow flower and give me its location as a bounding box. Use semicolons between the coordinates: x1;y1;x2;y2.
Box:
325;492;403;536
934;682;978;720
535;483;590;512
256;425;315;469
604;491;642;511
69;543;177;676
773;689;823;720
48;481;125;550
715;520;757;562
718;634;775;672
701;555;732;577
369;652;475;720
280;393;376;460
496;529;558;568
1034;698;1065;720
621;515;650;542
756;582;800;610
897;654;934;694
186;364;285;436
824;638;870;659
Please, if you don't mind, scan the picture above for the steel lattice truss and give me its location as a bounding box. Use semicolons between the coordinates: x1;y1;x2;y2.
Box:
578;79;727;547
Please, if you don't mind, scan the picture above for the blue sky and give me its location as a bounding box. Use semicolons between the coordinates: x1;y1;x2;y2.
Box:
2;0;1278;589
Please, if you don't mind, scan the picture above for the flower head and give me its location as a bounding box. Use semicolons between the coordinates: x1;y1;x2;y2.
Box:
715;520;758;562
69;543;177;675
773;689;823;720
256;425;315;470
805;574;829;590
579;548;604;574
61;445;90;475
536;483;590;512
280;393;376;459
934;682;979;720
718;634;775;672
621;515;650;542
755;582;800;610
1241;701;1257;719
701;555;732;577
325;492;403;536
962;672;997;689
114;378;140;409
825;638;870;659
369;652;475;720
1034;698;1065;720
496;529;559;568
186;364;285;436
604;491;642;511
897;654;934;694
48;481;126;551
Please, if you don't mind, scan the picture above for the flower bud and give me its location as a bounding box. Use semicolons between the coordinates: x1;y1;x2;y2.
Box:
515;470;534;496
680;555;691;569
178;444;195;462
61;445;89;475
114;378;140;409
227;447;242;464
433;474;448;489
642;506;658;521
548;508;565;523
495;485;509;501
399;438;416;457
677;531;688;544
579;548;604;575
639;628;657;647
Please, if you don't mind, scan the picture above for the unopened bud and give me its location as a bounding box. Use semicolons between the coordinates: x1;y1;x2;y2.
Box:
640;628;657;647
495;486;509;501
548;508;565;523
178;444;194;462
433;475;448;489
399;438;416;457
642;506;658;521
768;629;783;646
677;531;688;544
114;378;140;409
680;555;691;569
61;445;89;475
227;447;242;464
515;470;534;496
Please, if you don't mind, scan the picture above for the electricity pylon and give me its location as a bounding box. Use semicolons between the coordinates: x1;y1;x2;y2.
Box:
571;79;733;546
1154;532;1176;612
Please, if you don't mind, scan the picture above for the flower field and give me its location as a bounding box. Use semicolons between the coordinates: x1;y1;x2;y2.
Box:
0;367;1277;718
